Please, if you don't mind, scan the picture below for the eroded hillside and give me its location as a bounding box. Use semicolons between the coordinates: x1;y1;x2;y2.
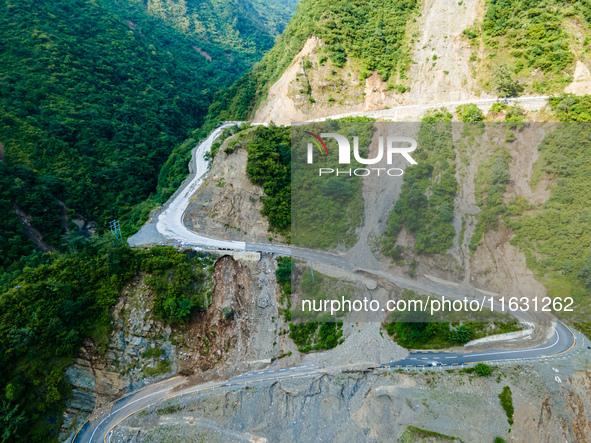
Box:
60;253;293;439
109;351;591;443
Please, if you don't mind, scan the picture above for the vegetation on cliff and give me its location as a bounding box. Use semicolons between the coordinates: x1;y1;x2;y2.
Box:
0;240;210;442
465;0;591;94
382;109;458;257
507;119;591;310
244;125;292;232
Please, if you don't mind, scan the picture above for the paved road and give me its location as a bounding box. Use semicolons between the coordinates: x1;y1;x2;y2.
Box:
382;320;576;369
129;94;552;250
128;122;247;250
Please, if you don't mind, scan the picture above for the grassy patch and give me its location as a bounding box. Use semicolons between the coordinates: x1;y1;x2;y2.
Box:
288;321;344;353
574;322;591;340
290;266;357;321
498;386;514;425
399;425;464;443
141;346;166;359
144;359;171;377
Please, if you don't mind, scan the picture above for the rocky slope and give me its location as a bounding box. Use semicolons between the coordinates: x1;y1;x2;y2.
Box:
61;253;290;440
110;347;591;443
253;0;488;125
252;0;591;125
184;130;285;244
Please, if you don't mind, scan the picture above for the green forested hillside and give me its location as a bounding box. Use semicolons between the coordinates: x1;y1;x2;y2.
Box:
0;0;294;270
0;242;210;442
206;0;418;123
0;0;294;438
466;0;591;95
102;0;298;72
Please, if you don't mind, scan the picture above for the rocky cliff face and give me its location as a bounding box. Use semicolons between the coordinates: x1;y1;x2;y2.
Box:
252;0;490;125
60;254;288;441
60;274;181;440
184;130;285;244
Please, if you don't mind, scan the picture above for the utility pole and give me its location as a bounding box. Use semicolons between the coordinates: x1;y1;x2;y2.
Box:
109;220;123;246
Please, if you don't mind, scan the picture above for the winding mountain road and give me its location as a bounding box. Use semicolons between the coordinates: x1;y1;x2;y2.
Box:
72;321;577;443
77;96;583;442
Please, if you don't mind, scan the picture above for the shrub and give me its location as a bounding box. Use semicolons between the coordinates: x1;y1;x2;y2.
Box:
456;103;484;122
276;257;291;284
474;362;491;376
329;44;347;68
141;347;165;359
289;321;343;352
498;386;514;425
493;65;524;97
221;306;235;321
178;367;194;377
450;325;471;344
144;359;171;377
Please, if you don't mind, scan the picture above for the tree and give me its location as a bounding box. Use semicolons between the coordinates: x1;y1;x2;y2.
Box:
456;103;484;122
275;257;292;285
0;401;27;443
493;64;524;98
329;44;347;68
450;325;471;344
475;362;491;376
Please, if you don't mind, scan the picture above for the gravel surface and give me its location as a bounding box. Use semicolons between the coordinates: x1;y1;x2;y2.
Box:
303;323;408;369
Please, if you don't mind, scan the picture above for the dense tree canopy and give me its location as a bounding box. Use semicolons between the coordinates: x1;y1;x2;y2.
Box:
0;1;295;438
0;0;294;269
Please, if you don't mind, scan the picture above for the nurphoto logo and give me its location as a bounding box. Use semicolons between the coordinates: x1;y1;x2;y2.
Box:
305;131;418;177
